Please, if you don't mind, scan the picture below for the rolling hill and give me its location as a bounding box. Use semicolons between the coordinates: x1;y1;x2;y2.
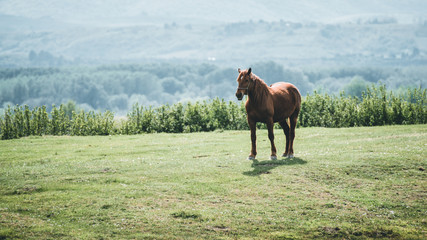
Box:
1;0;427;67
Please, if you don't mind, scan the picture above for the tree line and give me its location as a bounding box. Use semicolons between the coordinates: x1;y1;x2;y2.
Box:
1;63;425;115
1;86;425;140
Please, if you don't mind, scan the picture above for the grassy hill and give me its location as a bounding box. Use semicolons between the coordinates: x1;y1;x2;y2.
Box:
1;125;426;239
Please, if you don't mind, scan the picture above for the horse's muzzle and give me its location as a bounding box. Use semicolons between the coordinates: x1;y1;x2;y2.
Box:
236;92;243;101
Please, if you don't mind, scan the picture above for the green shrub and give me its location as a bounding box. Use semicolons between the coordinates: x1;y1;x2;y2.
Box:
1;86;425;140
299;85;426;128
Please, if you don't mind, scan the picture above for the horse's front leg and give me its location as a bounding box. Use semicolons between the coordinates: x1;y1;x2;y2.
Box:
266;118;277;160
248;118;257;160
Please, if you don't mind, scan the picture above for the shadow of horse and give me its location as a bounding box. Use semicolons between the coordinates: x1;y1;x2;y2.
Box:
243;157;307;176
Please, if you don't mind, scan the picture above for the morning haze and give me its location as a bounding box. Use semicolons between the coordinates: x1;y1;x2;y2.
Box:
0;0;426;112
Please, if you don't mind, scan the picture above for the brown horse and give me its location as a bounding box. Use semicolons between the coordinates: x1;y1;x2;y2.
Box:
235;68;301;160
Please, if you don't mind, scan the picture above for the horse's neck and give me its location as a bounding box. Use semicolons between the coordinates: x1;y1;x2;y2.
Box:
248;78;270;104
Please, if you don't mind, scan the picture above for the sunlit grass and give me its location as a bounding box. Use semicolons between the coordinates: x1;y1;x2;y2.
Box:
1;125;426;239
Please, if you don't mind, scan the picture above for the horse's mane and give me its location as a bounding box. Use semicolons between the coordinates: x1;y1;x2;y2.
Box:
249;74;270;103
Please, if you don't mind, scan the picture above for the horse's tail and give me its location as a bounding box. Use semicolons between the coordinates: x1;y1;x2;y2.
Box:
290;84;302;110
290;85;301;121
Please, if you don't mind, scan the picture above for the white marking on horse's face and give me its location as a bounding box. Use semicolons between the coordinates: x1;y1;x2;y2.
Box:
235;70;251;100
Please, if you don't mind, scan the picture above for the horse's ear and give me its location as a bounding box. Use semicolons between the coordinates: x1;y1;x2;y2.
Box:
238;68;241;73
247;68;252;75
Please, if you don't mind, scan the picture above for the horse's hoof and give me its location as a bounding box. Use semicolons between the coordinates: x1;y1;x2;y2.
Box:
288;154;294;159
270;155;277;160
282;153;288;158
247;156;255;160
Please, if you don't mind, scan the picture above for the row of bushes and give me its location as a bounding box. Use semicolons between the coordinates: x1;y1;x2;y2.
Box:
121;99;248;134
299;85;426;127
0;104;115;139
1;86;425;140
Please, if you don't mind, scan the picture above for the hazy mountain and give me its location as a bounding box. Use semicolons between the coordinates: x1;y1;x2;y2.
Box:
1;0;426;67
1;0;426;25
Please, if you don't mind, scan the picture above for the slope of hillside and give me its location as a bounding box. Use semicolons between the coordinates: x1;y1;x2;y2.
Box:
1;20;426;67
0;0;426;67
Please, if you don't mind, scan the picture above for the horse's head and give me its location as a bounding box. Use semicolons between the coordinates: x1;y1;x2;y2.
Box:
235;68;253;101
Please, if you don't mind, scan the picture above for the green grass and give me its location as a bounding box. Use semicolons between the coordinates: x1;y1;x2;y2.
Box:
0;125;426;239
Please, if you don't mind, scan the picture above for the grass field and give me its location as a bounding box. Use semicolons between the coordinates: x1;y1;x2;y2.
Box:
0;125;426;239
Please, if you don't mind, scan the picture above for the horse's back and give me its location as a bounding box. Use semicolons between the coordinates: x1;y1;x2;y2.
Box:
270;82;301;103
272;81;298;89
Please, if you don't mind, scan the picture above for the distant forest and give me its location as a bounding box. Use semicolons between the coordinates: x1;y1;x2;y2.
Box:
0;62;425;115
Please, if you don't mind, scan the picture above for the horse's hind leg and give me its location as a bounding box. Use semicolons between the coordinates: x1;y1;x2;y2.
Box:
288;112;299;158
279;119;290;157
